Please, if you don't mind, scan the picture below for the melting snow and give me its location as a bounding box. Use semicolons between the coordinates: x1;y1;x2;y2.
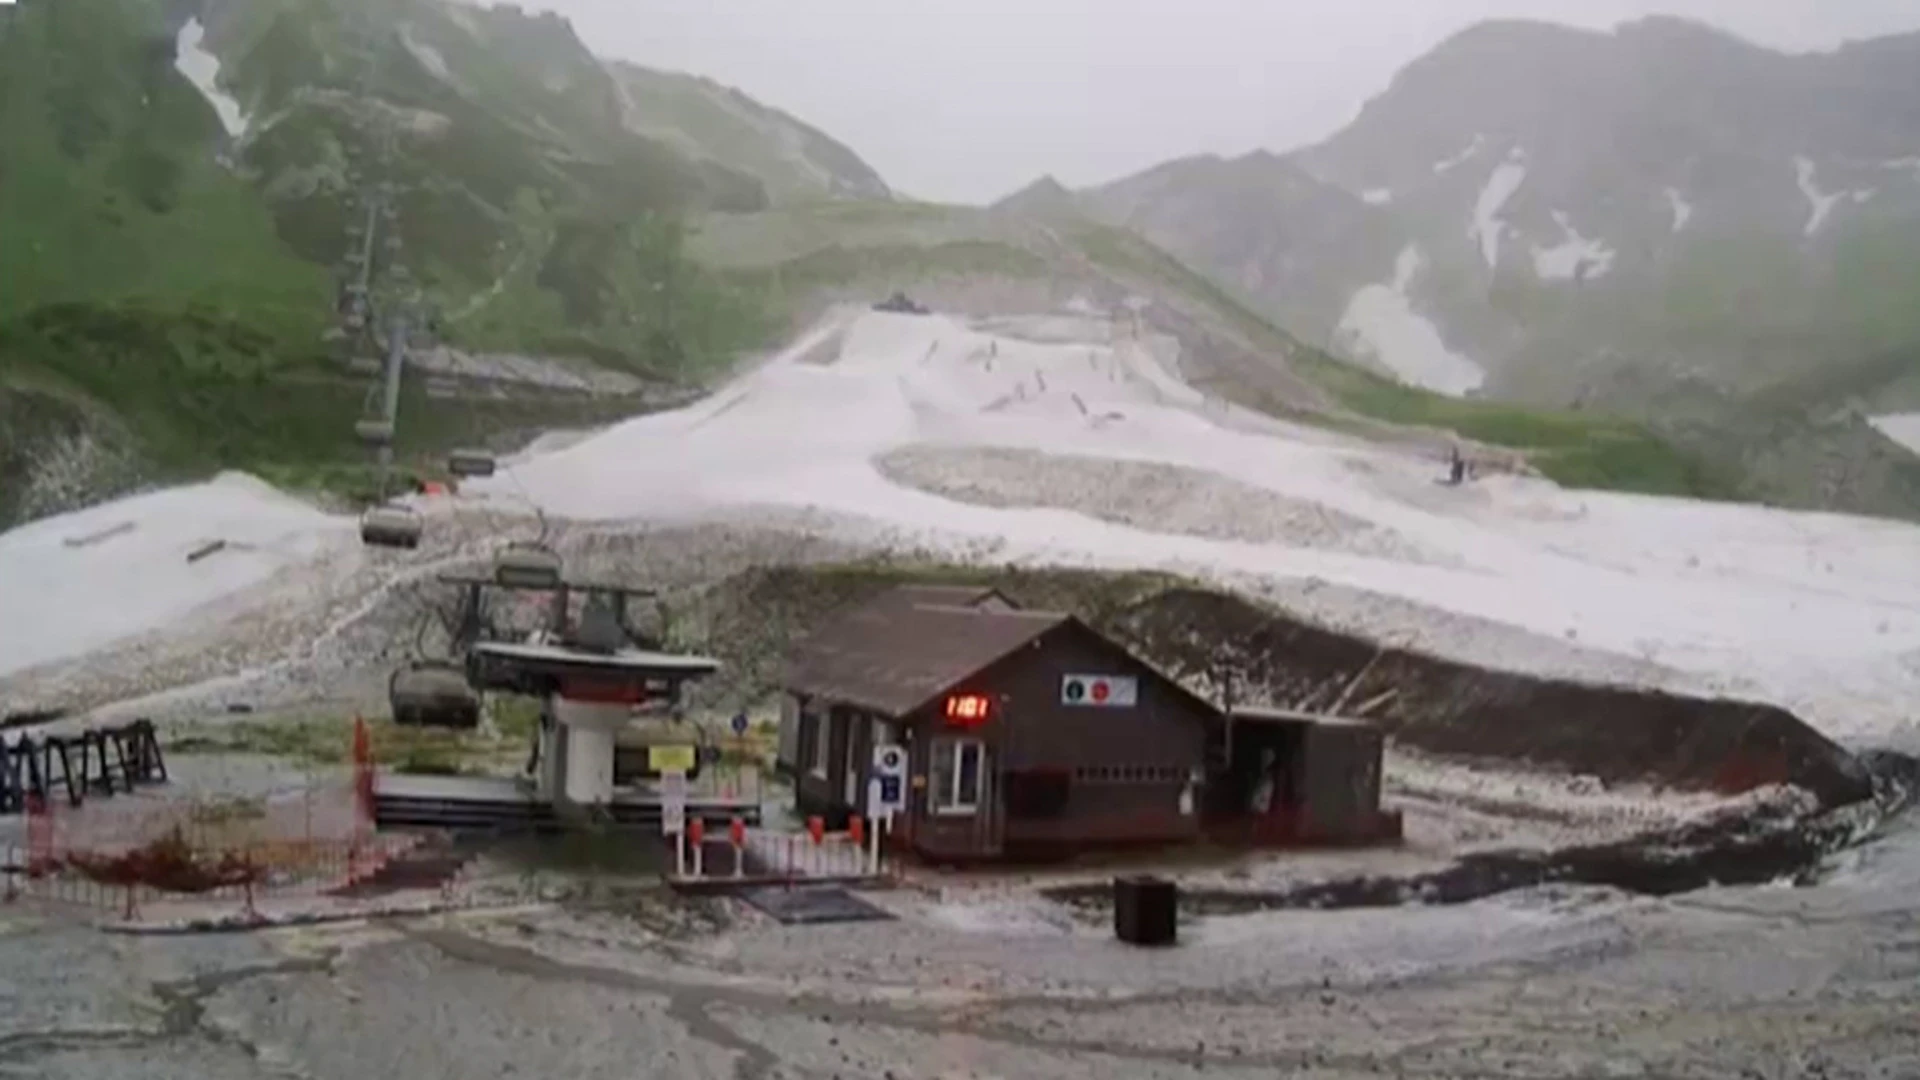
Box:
1334;246;1486;397
1870;414;1920;457
1531;211;1616;281
1362;188;1394;206
0;474;352;678
1470;149;1527;270
464;307;1920;743
1433;135;1486;175
1665;187;1693;232
173;18;249;139
1884;158;1920;182
401;26;451;80
19;308;1920;745
1795;156;1844;237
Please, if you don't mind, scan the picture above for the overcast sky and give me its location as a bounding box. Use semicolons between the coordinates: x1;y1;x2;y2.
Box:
533;0;1920;204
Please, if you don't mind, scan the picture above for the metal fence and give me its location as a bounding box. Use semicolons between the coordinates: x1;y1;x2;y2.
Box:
0;718;413;921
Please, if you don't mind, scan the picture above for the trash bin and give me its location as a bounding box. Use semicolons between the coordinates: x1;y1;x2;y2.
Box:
1113;875;1178;946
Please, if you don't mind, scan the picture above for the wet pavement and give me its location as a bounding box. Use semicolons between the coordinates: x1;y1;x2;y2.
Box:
0;811;1915;1079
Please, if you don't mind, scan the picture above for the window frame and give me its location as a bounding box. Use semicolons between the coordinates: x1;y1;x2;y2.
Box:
928;736;985;816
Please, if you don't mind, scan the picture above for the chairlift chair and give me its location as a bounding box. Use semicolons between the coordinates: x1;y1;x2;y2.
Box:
360;504;424;549
389;660;480;729
354;418;395;446
493;541;563;589
447;448;497;478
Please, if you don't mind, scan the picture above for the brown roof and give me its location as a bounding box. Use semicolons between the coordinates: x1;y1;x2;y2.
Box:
784;588;1066;716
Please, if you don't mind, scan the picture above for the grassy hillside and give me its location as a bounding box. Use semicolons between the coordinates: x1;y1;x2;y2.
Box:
609;62;891;204
0;0;328;332
0;0;797;526
213;0;780;377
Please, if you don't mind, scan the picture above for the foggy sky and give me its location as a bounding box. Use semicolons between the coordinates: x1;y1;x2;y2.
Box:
533;0;1920;204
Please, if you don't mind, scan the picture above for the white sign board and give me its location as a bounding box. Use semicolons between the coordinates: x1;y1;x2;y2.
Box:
660;770;687;835
1061;674;1138;708
868;743;907;819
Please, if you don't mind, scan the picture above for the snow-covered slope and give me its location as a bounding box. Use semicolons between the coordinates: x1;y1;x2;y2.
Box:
471;307;1920;744
9;308;1920;746
0;473;352;678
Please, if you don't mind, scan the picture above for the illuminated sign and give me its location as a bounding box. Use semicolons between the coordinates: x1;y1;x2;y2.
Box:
943;693;993;726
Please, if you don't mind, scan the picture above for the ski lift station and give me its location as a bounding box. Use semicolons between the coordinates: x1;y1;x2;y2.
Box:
372;566;758;831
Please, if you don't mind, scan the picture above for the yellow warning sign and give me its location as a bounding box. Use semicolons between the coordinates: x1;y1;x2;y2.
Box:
648;744;697;774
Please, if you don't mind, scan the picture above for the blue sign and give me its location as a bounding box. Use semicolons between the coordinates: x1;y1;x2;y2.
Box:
878;775;903;806
730;712;750;735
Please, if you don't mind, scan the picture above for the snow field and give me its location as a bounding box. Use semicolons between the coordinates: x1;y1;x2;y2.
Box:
0;473;353;679
9;303;1920;750
474;306;1920;743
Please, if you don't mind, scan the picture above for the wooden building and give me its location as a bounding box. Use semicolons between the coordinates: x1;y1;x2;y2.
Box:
778;586;1219;861
1206;706;1400;846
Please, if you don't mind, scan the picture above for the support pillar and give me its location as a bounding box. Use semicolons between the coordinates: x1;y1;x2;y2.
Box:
552;696;629;808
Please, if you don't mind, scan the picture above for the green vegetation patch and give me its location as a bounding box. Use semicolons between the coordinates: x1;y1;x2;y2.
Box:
1293;349;1733;498
167;711;527;776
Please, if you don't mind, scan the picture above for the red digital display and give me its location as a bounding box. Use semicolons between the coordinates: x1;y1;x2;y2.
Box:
944;693;992;726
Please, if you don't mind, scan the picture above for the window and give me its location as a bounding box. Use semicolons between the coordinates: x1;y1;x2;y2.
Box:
929;737;985;815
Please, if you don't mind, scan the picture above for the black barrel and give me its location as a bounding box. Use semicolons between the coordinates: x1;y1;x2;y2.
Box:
1113;875;1178;946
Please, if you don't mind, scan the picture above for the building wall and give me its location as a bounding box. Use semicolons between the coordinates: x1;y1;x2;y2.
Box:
785;621;1216;860
1298;723;1385;842
925;623;1211;853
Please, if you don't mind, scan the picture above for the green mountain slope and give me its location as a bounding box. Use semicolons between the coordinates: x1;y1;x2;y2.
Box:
0;0;887;528
608;62;891;205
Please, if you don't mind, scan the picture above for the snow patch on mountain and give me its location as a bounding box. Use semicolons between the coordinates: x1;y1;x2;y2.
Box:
1532;211;1616;281
402;26;452;80
1471;150;1528;270
1363;189;1394;206
1434;135;1486;175
1870;414;1920;457
1884;158;1920;183
1335;246;1486;397
1795;156;1845;237
173;18;249;139
1664;187;1694;232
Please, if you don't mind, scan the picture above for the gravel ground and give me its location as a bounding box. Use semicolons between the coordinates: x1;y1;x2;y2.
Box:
2;808;1916;1078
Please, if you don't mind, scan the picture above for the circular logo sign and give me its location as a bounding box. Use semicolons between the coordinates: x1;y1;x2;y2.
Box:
1064;679;1086;702
1090;679;1110;703
879;748;904;771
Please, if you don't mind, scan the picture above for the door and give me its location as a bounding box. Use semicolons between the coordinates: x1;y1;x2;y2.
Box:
843;714;869;808
924;734;1002;857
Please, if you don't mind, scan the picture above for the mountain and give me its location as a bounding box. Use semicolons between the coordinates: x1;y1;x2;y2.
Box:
0;0;1730;535
608;62;892;205
1078;17;1920;517
0;0;892;527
